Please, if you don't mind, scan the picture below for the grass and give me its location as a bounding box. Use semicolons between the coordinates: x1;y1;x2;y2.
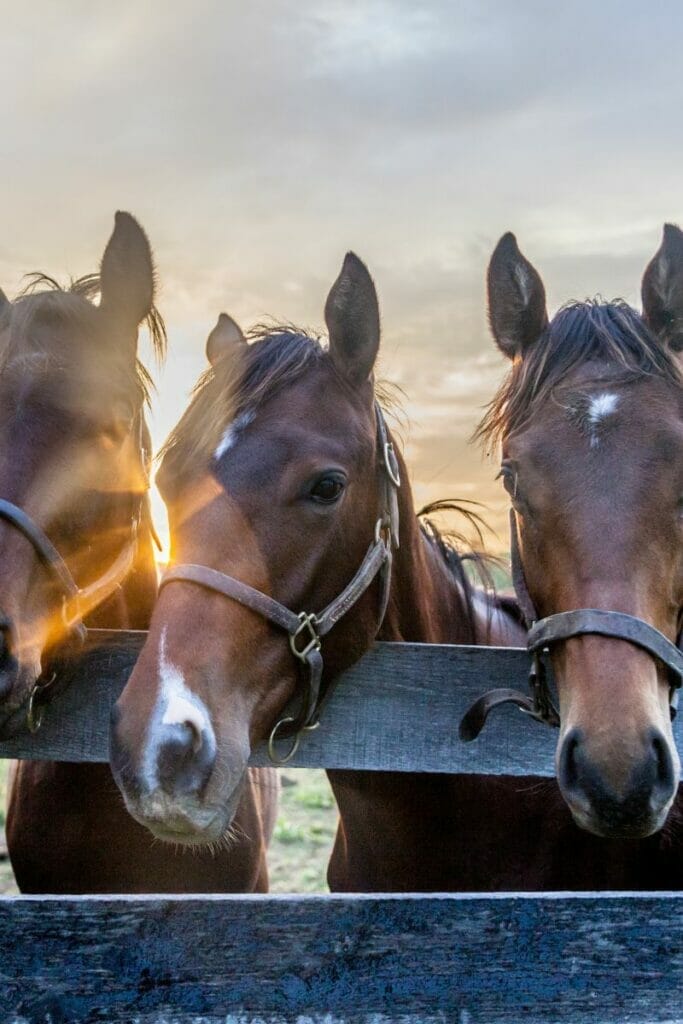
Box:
268;769;337;892
0;760;15;894
0;761;337;895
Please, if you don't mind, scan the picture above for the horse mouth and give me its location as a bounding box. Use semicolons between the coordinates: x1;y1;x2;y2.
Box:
569;804;671;840
0;695;35;741
127;792;230;846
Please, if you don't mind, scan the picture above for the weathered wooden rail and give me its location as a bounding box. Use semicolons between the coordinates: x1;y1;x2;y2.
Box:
0;629;682;1024
4;627;683;772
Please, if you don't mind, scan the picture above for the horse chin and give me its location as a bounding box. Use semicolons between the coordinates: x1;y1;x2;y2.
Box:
124;783;245;848
568;803;671;840
0;704;30;741
0;665;41;740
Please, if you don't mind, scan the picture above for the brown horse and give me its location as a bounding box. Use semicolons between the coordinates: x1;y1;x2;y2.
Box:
479;226;683;841
2;213;277;893
108;253;563;892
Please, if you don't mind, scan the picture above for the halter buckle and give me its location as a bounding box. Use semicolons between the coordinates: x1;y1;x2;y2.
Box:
374;517;392;549
289;612;321;661
383;441;401;488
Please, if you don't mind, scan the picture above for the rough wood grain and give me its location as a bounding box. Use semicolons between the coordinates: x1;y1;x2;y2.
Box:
0;892;681;1024
0;630;680;775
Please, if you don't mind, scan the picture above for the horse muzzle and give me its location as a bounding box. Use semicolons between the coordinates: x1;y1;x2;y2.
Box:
557;725;678;838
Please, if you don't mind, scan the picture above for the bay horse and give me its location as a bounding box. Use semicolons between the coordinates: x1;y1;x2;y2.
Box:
1;213;277;892
475;226;683;842
110;253;586;892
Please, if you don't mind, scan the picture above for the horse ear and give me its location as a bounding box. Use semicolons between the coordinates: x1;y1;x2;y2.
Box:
206;313;246;366
99;211;155;332
487;233;548;360
325;252;380;384
641;224;683;352
0;288;9;315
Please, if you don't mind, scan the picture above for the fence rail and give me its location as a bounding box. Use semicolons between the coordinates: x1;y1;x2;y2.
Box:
2;629;682;1024
3;627;682;773
1;892;682;1024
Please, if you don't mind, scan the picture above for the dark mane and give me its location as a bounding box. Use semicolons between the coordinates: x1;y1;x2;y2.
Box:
1;273;166;405
418;499;502;641
476;299;682;449
160;324;328;478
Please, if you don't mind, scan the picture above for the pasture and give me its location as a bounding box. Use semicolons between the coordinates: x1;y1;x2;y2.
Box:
0;762;337;895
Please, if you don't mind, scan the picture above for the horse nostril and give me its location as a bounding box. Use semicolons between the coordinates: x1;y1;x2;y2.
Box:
184;718;203;755
650;730;675;795
558;727;582;793
156;721;215;798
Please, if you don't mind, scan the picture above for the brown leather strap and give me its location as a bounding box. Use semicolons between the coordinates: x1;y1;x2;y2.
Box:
529;609;683;682
0;499;81;602
459;687;540;741
159;403;400;760
315;537;391;636
160;564;302;634
460;504;683;740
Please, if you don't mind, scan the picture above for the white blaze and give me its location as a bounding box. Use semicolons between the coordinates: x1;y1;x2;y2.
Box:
215;409;255;459
142;627;215;788
587;392;619;447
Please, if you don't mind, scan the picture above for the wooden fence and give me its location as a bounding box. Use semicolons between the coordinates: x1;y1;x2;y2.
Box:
0;629;682;1024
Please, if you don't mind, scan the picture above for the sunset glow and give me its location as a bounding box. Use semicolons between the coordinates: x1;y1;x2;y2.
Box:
3;0;682;555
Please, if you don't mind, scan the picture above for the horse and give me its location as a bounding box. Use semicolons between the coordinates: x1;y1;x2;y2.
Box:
475;225;683;842
1;213;277;893
110;253;606;893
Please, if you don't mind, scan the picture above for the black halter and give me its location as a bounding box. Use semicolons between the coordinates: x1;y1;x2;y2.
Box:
460;508;683;741
159;402;401;764
0;419;150;733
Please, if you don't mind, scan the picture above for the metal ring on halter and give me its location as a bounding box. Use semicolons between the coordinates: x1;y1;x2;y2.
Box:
267;717;301;765
26;688;43;734
26;670;57;734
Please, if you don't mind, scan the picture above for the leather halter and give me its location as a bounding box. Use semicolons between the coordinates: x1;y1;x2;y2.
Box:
460;508;683;741
158;402;401;764
0;424;149;732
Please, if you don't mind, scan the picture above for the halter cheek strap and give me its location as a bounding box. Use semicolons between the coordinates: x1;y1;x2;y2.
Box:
460;507;683;741
159;403;401;765
0;417;150;732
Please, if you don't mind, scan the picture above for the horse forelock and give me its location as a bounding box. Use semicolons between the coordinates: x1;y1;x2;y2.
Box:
476;298;682;449
159;325;334;483
0;273;165;406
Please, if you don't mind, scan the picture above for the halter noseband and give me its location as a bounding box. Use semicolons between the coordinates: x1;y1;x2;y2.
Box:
460;508;683;740
0;419;150;732
158;402;401;764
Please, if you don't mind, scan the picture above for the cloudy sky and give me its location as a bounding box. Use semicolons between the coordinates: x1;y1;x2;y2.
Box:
2;0;682;552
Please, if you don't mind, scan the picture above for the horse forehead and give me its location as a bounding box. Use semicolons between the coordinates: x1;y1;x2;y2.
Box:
257;384;374;451
508;388;682;486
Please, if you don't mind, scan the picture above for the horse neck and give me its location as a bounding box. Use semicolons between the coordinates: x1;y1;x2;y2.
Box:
377;465;476;647
84;509;158;631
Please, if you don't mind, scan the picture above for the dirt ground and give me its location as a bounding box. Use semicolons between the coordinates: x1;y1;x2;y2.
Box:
0;762;336;895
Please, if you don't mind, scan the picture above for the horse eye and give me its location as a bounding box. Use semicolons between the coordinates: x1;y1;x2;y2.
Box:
309;475;345;504
108;402;135;437
497;465;517;498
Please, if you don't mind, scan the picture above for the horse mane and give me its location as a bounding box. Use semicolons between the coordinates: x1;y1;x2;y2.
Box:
161;323;340;482
1;272;167;405
476;298;682;449
418;499;503;640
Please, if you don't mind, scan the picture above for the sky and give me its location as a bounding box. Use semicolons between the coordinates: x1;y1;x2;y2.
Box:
2;0;683;554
